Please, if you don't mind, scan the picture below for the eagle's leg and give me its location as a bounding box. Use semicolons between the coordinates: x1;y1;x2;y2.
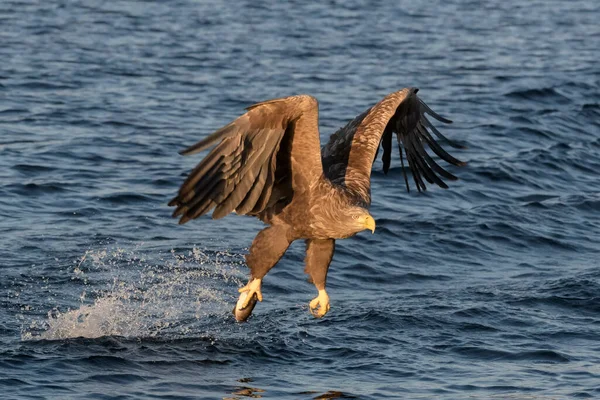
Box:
234;225;291;321
305;239;335;318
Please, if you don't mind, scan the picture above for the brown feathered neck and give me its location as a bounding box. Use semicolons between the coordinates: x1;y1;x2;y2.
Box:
334;171;371;208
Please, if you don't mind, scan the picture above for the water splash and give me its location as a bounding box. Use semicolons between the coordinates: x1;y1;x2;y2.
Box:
22;246;246;340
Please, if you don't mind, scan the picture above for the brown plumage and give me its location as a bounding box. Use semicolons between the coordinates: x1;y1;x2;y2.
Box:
169;88;465;321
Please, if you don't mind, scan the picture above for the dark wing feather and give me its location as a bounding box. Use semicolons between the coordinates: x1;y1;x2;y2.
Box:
381;124;393;174
397;136;410;192
322;88;465;202
170;95;322;223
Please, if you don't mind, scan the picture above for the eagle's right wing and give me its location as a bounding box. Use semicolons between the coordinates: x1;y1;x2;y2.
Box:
169;95;323;223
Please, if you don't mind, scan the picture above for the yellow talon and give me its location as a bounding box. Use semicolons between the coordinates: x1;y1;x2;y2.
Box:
309;289;330;318
237;278;263;310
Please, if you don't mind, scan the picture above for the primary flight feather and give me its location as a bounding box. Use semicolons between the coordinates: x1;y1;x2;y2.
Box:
169;88;465;321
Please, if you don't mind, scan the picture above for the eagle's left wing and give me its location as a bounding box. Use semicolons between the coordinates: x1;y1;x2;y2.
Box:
321;88;465;204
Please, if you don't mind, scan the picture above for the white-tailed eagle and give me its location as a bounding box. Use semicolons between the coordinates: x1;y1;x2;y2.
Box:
169;88;465;321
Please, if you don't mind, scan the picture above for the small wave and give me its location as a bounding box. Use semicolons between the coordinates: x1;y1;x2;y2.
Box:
78;354;140;368
508;274;600;314
101;120;155;129
11;81;81;90
506;87;572;104
56;207;101;217
471;163;532;186
514;193;558;203
11;164;56;174
0;107;29;115
451;346;570;362
453;306;498;319
0;378;30;388
99;192;157;204
525;193;600;212
580;103;600;120
338;264;452;285
8;182;71;195
85;372;149;384
456;322;499;332
516;126;555;139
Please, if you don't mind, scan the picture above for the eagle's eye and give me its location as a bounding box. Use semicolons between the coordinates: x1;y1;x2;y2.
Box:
351;214;360;220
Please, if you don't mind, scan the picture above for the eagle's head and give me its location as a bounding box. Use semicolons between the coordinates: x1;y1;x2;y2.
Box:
310;204;376;239
348;207;376;235
328;206;376;238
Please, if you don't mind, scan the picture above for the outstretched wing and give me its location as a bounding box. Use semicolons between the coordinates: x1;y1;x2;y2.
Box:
321;88;465;204
169;95;322;223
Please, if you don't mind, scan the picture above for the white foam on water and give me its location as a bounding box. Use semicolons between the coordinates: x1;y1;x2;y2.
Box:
22;246;246;340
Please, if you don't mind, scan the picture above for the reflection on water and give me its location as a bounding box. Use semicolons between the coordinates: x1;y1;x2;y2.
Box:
224;378;265;399
310;391;358;399
226;387;265;399
224;378;357;400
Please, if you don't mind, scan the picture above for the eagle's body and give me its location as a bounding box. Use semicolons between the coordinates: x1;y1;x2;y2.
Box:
170;88;465;321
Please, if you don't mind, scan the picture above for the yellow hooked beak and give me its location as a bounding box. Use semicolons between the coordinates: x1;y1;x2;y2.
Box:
363;215;376;234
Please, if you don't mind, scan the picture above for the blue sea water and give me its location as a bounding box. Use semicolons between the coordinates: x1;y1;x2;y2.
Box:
1;0;600;398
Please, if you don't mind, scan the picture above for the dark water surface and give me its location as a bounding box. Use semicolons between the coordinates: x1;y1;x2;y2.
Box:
2;1;600;399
